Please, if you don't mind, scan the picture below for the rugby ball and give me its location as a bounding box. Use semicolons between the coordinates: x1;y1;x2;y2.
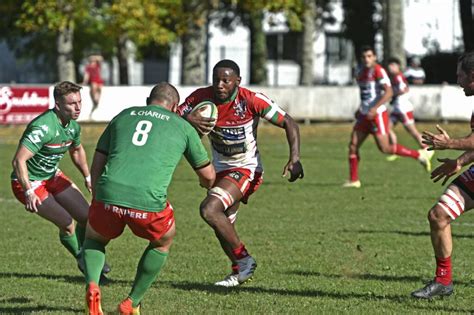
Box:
190;101;218;135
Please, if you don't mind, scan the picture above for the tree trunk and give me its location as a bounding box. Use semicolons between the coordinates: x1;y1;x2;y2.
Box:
181;1;208;85
249;11;267;85
117;33;129;85
343;0;377;58
382;0;405;67
56;21;76;82
299;0;317;85
459;0;474;51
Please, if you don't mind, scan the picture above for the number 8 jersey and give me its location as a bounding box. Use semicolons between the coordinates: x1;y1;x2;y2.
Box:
94;105;210;212
178;86;287;179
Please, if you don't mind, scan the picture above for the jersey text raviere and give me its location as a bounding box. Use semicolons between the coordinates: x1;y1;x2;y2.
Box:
356;64;391;114
178;86;286;178
11;109;81;180
95;105;209;212
390;73;413;113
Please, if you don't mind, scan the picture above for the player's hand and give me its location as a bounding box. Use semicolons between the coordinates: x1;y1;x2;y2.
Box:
431;158;462;185
85;176;92;193
282;160;304;182
25;190;41;213
187;108;216;135
366;108;377;120
422;125;451;151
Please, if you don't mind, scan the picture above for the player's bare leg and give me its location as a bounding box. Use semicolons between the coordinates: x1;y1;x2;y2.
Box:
201;178;256;284
90;83;101;118
412;185;474;299
214;203;242;287
386;121;399;162
118;222;175;314
54;185;111;274
373;132;431;171
344;129;368;187
36;196;82;259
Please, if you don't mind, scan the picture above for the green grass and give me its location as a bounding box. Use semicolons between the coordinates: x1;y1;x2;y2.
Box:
1;122;474;314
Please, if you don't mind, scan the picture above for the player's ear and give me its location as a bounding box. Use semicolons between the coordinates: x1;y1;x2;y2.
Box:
236;76;242;86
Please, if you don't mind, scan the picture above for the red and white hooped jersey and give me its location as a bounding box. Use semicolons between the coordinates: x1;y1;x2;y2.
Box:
390;73;413;113
178;86;286;178
356;64;391;114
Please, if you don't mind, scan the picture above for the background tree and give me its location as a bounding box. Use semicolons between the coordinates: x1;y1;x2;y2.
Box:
180;1;213;85
382;0;405;67
459;0;474;52
342;0;378;58
17;0;91;82
298;0;317;85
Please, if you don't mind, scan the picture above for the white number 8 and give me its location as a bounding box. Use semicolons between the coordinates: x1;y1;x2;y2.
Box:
132;120;153;146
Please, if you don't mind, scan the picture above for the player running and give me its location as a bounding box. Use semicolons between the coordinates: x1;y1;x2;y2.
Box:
411;51;474;299
385;57;433;162
83;83;215;315
179;59;304;287
344;46;431;188
11;81;109;278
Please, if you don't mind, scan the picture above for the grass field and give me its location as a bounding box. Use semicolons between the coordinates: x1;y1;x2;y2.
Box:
1;122;474;314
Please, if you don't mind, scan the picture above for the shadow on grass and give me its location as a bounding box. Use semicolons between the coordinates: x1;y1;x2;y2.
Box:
287;270;473;287
0;272;129;286
168;280;472;313
0;305;82;314
344;229;474;239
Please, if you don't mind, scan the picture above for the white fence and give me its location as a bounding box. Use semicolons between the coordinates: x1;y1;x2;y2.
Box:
78;85;471;123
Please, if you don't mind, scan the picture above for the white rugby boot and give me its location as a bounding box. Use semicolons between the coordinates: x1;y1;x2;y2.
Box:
342;180;361;188
214;273;240;287
418;149;432;172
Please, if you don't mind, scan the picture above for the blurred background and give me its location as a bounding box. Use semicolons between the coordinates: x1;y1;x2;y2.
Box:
0;0;472;123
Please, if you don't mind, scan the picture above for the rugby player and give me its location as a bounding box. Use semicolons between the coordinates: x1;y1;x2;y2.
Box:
411;51;474;299
11;81;109;276
83;83;215;314
179;59;304;287
385;57;434;162
344;46;431;188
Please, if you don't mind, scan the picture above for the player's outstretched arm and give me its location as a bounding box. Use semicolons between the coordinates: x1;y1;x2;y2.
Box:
195;163;216;189
431;150;474;185
281;114;304;182
12;145;42;212
423;125;474;151
69;144;92;192
90;151;108;196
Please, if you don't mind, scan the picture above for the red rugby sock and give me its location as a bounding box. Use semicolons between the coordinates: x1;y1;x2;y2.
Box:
393;144;420;159
349;154;359;182
232;243;249;260
435;256;452;285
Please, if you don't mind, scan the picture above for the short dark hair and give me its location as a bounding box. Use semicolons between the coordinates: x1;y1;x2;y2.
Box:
53;81;82;102
213;59;240;76
360;45;376;56
148;82;179;106
458;51;474;74
386;57;401;65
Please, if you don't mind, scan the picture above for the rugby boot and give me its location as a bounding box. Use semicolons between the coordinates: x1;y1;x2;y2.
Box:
214;273;240;287
236;255;257;283
118;298;141;315
411;280;453;299
86;282;103;315
386;154;399;162
342;180;361;188
417;149;432;172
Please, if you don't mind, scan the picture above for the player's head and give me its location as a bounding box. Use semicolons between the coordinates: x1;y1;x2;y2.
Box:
386;57;401;75
53;81;82;121
212;59;241;103
147;82;180;112
360;46;377;68
457;51;474;96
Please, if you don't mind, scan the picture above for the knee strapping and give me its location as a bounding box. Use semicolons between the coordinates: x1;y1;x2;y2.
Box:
437;188;465;220
208;187;234;210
